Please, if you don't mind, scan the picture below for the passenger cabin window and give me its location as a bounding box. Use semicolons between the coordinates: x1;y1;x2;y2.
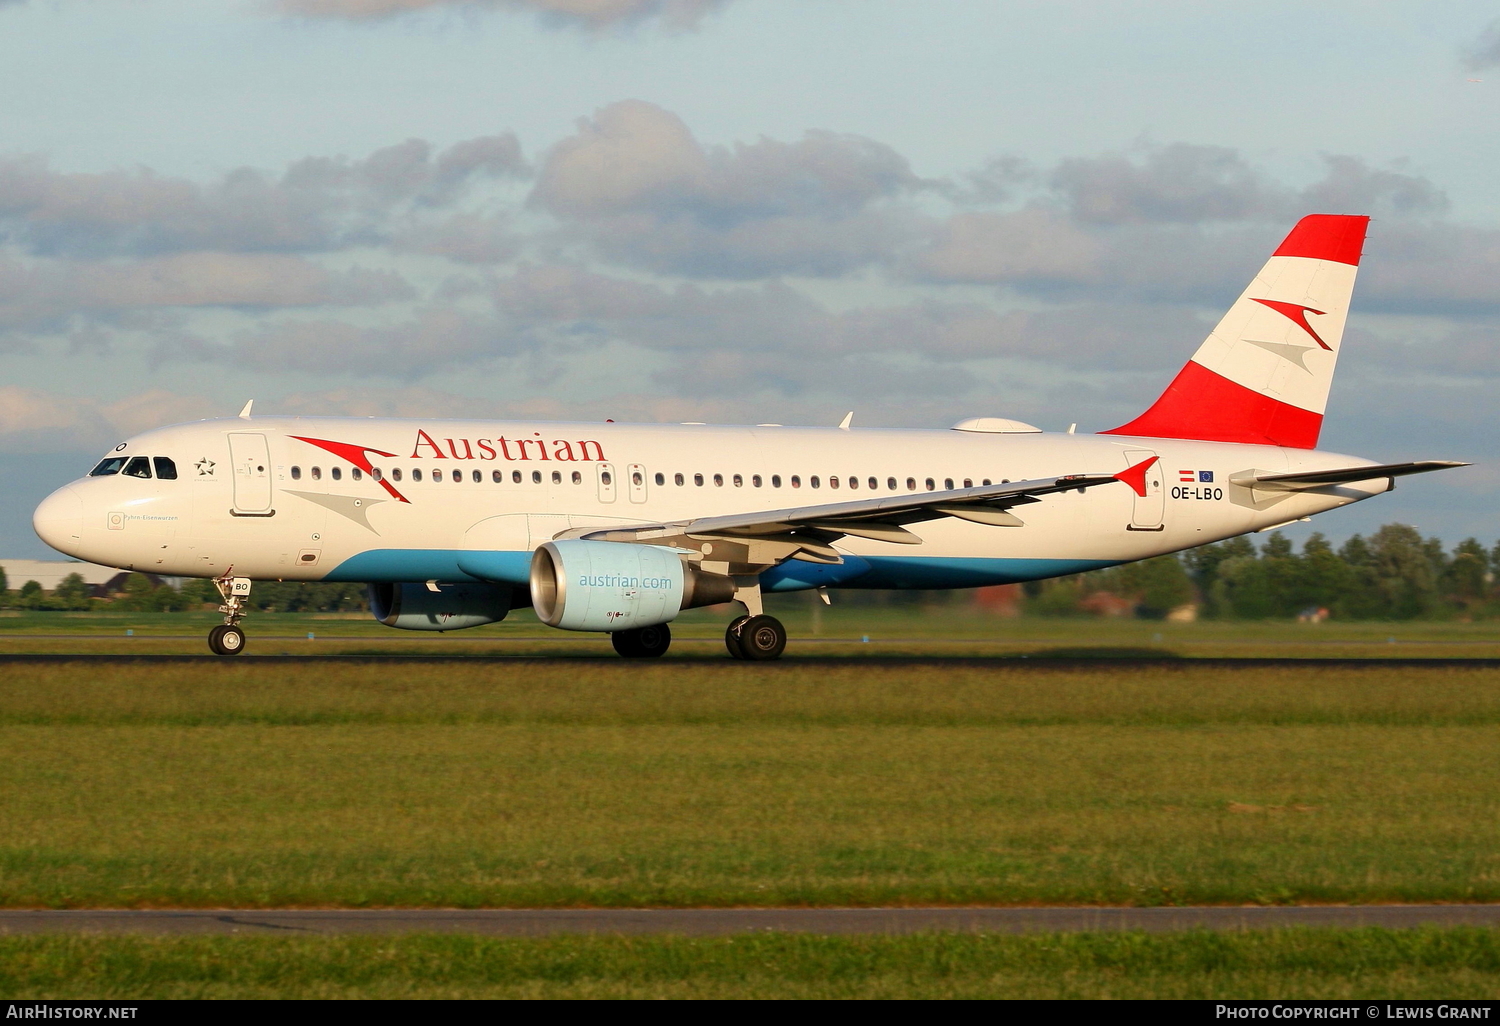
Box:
887;477;897;490
694;473;703;486
373;468;383;481
153;457;177;480
574;471;584;484
772;475;781;487
290;466;302;480
631;470;643;486
869;477;878;490
791;476;801;488
123;456;152;479
392;468;402;482
963;479;972;488
532;471;541;484
513;470;522;483
925;478;935;491
351;468;362;481
675;473;684;486
655;472;665;486
713;474;723;487
90;457;127;476
552;471;562;484
601;470;612;485
331;467;342;482
944;478;954;490
492;470;502;483
453;470;463;483
473;470;482;483
752;475;762;487
412;469;422;482
732;474;742;487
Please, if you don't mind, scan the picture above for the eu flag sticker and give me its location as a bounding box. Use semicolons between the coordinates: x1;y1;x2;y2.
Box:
1199;471;1214;483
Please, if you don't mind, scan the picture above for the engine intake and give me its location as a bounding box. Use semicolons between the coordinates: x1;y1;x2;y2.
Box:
368;581;511;631
530;539;735;631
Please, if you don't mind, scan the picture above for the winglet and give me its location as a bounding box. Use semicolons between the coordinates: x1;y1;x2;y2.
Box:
838;412;853;431
238;400;254;420
1114;455;1160;497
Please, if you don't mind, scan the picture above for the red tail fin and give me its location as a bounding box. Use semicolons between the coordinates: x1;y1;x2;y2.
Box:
1102;214;1369;449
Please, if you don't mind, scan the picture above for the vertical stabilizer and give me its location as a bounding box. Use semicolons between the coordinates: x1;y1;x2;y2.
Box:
1102;214;1369;448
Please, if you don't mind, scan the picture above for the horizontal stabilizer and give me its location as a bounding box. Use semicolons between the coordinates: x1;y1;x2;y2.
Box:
1229;461;1468;492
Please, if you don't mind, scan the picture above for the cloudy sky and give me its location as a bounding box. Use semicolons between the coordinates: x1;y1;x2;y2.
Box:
2;0;1499;555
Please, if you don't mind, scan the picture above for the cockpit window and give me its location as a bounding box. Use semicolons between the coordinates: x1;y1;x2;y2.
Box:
123;456;152;479
153;457;178;480
90;457;126;476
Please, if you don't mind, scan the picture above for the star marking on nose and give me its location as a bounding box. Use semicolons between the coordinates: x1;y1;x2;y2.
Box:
195;457;216;476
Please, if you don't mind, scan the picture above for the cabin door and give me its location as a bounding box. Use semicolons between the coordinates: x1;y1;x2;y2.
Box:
228;433;273;514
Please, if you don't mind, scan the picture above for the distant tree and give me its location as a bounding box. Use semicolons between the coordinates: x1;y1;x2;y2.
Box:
1181;536;1255;617
1298;533;1354;613
1443;538;1488;608
1367;524;1440;619
0;565;7;594
18;580;43;610
1123;555;1195;618
51;573;93;611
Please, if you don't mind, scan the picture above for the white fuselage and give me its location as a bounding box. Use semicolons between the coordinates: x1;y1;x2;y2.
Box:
33;416;1387;592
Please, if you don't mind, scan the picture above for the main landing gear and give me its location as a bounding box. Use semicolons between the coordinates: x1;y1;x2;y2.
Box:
209;574;252;656
612;623;672;658
725;614;787;660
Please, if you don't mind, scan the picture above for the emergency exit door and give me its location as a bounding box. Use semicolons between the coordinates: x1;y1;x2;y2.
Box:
228;433;273;514
1124;449;1164;531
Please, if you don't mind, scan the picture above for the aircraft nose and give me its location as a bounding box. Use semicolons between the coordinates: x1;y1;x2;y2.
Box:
33;485;84;557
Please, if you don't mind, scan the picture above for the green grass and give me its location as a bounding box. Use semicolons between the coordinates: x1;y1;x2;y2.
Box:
3;661;1500;908
3;929;1500;998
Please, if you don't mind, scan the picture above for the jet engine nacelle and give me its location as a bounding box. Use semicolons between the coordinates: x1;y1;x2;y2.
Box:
530;539;736;632
368;581;511;631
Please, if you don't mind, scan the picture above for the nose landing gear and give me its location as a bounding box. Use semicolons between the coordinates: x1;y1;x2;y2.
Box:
209;574;252;656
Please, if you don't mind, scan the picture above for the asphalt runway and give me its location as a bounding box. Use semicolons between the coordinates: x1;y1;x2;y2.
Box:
4;654;1500;667
4;906;1500;937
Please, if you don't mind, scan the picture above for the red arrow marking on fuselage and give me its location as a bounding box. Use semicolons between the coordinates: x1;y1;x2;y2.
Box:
289;436;410;503
1115;455;1159;498
1252;299;1331;350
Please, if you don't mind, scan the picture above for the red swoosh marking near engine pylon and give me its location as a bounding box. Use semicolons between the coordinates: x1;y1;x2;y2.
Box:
1252;299;1331;350
289;435;410;503
1114;455;1159;498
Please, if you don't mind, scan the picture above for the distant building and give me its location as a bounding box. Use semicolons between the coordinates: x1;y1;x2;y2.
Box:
0;559;179;597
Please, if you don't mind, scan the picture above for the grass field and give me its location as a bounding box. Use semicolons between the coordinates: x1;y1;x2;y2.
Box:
3;606;1500;658
3;658;1500;908
4;929;1500;998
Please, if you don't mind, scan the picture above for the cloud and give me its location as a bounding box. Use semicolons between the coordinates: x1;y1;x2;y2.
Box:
271;0;727;30
0;133;527;259
1048;145;1445;226
0;385;220;454
0;254;414;334
170;307;511;376
531;99;926;277
1463;19;1500;71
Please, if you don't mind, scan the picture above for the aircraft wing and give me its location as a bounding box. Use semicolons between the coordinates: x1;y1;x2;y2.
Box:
569;470;1128;566
1229;461;1468;492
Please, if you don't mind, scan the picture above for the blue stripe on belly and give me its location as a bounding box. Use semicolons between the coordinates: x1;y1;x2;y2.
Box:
325;549;1115;591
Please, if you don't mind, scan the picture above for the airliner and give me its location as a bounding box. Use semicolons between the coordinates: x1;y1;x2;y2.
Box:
32;214;1464;657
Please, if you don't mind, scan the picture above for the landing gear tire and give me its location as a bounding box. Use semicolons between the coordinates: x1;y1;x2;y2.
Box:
724;615;752;659
735;615;786;661
208;624;246;656
612;623;671;659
